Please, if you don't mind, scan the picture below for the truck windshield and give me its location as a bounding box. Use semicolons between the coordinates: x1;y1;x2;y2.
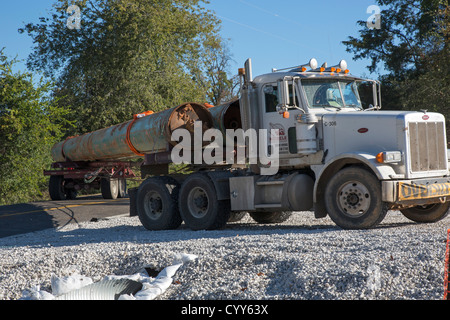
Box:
301;79;362;110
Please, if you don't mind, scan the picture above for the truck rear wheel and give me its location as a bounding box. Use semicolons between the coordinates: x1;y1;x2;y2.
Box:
249;211;292;224
137;177;182;230
179;173;230;230
325;167;387;229
400;202;450;223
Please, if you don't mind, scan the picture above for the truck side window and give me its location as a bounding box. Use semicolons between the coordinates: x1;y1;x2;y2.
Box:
264;85;279;113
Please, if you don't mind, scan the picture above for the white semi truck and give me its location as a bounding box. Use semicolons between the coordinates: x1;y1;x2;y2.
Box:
132;58;450;230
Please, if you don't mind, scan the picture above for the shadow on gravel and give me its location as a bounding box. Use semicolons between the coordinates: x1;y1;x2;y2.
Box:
0;212;419;249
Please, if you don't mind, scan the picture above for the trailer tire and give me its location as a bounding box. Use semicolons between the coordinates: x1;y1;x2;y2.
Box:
101;178;119;200
137;177;182;231
325;167;388;229
49;176;66;201
118;178;127;198
179;173;230;230
400;202;450;223
249;211;292;224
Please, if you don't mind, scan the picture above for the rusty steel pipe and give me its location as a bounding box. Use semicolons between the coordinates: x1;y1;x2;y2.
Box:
51;103;213;162
209;99;242;134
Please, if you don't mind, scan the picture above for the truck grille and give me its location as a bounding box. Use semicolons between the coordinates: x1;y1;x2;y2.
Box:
408;121;447;172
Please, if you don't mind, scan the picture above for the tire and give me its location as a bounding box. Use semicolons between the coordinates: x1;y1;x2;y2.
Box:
101;178;119;200
249;211;292;224
137;177;182;230
400;202;450;223
179;173;230;230
324;167;388;229
49;175;66;200
49;176;77;200
118;178;127;198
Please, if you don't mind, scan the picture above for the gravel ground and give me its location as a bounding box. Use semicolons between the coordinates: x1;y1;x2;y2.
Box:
0;210;449;300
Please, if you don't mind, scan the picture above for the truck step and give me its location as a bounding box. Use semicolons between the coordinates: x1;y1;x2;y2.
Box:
254;203;282;209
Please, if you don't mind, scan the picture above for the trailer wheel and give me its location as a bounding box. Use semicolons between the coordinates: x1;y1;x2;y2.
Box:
101;178;119;200
249;211;292;224
325;167;388;229
400;202;450;223
49;176;66;200
118;178;127;198
137;177;182;230
49;176;77;200
179;173;230;230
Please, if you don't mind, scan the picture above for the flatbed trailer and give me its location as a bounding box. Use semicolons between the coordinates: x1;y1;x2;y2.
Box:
44;160;138;200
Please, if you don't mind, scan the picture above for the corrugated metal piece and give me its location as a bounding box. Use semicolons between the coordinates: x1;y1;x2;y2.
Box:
55;279;143;300
51;103;213;162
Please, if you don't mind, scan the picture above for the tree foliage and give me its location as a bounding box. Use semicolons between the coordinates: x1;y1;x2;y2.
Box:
0;50;71;205
343;0;449;118
20;0;225;134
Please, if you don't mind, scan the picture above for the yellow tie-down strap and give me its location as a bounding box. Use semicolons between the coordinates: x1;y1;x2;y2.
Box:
398;182;450;201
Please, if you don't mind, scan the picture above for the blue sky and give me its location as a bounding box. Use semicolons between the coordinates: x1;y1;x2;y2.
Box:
0;0;382;80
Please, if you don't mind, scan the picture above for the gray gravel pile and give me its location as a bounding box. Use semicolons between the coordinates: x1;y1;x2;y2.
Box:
0;210;449;300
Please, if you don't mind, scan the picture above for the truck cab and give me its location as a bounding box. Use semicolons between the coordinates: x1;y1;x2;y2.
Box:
227;58;450;229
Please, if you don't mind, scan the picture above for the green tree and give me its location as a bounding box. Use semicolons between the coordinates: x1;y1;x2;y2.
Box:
199;39;239;106
343;0;449;114
0;50;70;205
20;0;223;134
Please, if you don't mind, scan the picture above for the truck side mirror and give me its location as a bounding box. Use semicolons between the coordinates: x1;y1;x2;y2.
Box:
277;79;290;110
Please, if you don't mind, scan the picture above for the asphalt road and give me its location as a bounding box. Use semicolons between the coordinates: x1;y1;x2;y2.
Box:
0;195;131;238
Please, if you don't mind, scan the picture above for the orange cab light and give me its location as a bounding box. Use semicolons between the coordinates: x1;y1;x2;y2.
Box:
320;67;325;72
344;69;350;74
376;152;384;163
336;68;342;73
331;67;336;72
301;67;307;72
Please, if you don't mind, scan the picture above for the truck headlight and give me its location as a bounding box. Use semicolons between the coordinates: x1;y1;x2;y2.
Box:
376;151;402;164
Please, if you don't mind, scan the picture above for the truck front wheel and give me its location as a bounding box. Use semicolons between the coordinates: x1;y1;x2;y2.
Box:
179;173;230;230
325;167;388;229
400;202;450;223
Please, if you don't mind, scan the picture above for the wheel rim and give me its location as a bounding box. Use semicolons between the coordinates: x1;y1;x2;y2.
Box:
337;181;371;217
187;187;209;219
143;191;163;220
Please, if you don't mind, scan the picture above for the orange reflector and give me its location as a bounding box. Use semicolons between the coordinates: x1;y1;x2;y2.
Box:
204;103;215;109
376;152;384;163
283;111;290;119
134;111;154;119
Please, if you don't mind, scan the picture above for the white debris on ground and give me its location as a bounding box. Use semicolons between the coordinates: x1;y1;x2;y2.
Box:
20;253;197;300
0;211;449;300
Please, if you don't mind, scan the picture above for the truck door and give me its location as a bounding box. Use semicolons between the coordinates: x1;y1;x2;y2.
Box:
261;82;300;156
